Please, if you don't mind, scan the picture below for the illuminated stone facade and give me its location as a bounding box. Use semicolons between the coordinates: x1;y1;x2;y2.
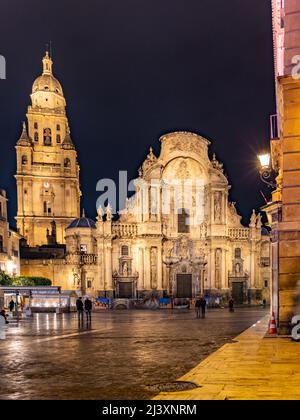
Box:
21;132;271;303
15;52;81;247
0;189;21;277
266;0;300;332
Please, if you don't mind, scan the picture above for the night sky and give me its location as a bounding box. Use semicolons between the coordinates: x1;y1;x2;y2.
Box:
0;0;276;226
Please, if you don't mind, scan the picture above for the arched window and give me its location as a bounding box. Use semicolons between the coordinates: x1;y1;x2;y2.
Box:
22;155;28;165
121;245;129;256
43;128;52;146
178;209;190;233
43;201;51;215
64;158;71;168
56;124;60;131
34;122;38;129
56;134;61;144
34;132;39;142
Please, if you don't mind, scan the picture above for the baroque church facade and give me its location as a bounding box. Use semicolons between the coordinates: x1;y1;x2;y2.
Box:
18;53;271;304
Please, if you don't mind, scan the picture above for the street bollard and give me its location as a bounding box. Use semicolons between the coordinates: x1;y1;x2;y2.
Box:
0;316;6;340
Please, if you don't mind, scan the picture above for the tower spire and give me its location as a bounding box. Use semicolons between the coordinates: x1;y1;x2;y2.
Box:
42;50;53;75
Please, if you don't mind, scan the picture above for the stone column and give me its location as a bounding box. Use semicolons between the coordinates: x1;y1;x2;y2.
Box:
157;246;163;290
144;246;151;290
105;242;113;291
138;247;144;289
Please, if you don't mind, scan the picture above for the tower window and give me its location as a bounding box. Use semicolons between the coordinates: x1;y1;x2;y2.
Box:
0;235;3;253
56;124;60;131
56;134;61;144
34;122;38;129
64;158;71;168
34;132;39;142
43;128;52;146
22;155;28;165
178;209;190;234
43;201;52;215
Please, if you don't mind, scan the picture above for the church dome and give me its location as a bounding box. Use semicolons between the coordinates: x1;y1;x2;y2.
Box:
67;211;96;230
30;51;66;109
32;73;63;96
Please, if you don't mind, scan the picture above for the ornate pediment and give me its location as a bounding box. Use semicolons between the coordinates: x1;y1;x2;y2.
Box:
140;147;158;176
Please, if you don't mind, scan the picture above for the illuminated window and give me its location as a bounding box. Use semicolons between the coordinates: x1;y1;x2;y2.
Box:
80;244;87;253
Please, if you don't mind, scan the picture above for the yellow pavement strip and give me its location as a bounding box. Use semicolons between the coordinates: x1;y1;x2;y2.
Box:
154;315;300;400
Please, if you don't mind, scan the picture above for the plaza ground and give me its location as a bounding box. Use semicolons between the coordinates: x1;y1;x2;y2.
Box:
155;315;300;400
0;308;266;400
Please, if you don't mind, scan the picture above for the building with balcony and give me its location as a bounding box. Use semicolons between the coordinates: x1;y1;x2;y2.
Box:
0;189;21;277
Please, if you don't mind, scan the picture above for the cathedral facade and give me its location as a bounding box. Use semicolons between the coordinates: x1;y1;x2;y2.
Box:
18;54;271;304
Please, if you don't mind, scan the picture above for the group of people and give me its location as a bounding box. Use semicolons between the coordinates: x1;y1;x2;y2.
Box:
195;296;235;318
76;297;93;323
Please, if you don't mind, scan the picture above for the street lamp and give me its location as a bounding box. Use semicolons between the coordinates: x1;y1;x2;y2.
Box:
258;153;276;188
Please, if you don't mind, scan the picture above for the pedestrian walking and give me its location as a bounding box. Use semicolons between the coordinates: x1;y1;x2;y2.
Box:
76;297;84;323
195;297;201;319
199;296;207;319
229;298;234;312
9;299;15;313
84;297;92;323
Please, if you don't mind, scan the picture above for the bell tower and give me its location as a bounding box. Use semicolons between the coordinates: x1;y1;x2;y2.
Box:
15;51;81;246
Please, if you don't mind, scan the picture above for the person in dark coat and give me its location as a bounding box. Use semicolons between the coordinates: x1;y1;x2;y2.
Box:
229;298;234;312
9;299;15;313
195;297;201;319
199;296;207;319
84;298;93;323
76;297;84;323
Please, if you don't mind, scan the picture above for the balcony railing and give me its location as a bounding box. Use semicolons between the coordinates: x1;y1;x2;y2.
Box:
227;228;249;240
112;223;138;238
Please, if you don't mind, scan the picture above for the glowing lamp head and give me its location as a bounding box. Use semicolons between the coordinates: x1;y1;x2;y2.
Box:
6;260;15;275
258;153;271;168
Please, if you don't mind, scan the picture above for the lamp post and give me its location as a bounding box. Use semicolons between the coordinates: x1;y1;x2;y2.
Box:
257;153;277;189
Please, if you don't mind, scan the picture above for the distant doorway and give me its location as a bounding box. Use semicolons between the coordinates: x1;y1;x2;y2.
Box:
232;282;244;304
176;274;192;298
118;282;134;299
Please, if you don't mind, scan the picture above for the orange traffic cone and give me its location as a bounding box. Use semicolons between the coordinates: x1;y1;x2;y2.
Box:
268;312;278;335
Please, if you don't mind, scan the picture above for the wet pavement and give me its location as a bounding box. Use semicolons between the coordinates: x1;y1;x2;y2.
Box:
0;308;267;400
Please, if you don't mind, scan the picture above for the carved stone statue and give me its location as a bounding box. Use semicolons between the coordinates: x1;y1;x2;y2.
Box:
106;203;113;221
97;205;103;222
214;192;222;223
250;209;256;227
123;262;128;277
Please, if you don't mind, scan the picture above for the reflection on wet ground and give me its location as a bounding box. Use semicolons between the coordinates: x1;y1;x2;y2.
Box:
0;308;267;400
